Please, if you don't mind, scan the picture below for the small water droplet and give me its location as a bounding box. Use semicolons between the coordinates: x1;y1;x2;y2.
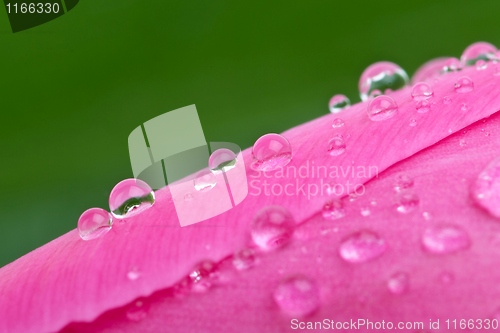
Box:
476;59;488;70
411;82;433;101
322;199;346;220
332;118;345;128
439;271;455;284
422;212;432;221
367;95;398;121
328;94;351;113
252;134;292;171
109;179;155;219
443;96;452;105
232;248;256;270
460;103;470;112
461;41;497;67
189;260;219;292
422;225;471;254
396;192;419;214
448;128;453;134
126;299;149;322
370;200;377;206
409;118;417;127
360;207;371;217
359;62;409;101
127;267;141;281
459;139;467;147
394;175;414;192
193;170;217;192
454;76;474;93
416;99;431;113
387;272;409;295
209;148;237;173
273;276;320;317
441;57;461;73
339;230;387;263
77;208;113;241
184;193;193;201
327;136;346;156
251;206;295;250
472;157;500;218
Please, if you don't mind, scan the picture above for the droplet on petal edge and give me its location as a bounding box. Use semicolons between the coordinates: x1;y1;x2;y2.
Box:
77;208;113;241
252;133;292;171
209;148;237;173
359;61;409;101
472;157;500;218
367;95;398;121
273;276;320;317
461;41;497;67
328;94;351;113
411;82;433;101
109;179;155;219
422;225;471;254
339;230;387;263
251;206;295;251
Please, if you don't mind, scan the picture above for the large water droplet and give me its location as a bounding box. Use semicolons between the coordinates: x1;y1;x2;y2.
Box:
387;272;409;295
273;276;320;317
209;148;237;173
339;230;387;263
77;208;113;241
461;41;497;67
126;299;149;322
193;170;217;192
411;82;433;101
252;134;292;171
454;76;474;93
329;94;350;113
367;95;398;121
109;179;155;219
396;192;420;214
322;199;346;220
189;260;219;293
422;225;471;254
359;62;409;101
332;118;345;128
472;157;500;218
327;136;346;156
251;206;295;250
232;248;256;270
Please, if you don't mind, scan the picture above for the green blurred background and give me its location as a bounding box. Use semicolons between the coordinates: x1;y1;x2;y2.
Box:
1;0;499;267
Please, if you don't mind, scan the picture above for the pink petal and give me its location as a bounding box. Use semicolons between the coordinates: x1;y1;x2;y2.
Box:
1;64;500;333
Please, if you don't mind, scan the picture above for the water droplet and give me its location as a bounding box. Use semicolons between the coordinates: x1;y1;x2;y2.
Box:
126;299;149;322
360;207;371;217
189;260;219;292
232;248;256;270
273;276;320;317
454;76;474;93
409;118;417;127
443;96;452;105
367;95;398;121
251;206;295;250
422;225;470;254
322;199;346;220
209;148;237;173
394;175;414;192
77;208;113;241
461;41;497;67
472;157;500;218
441;57;461;73
339;230;387;263
460;103;470;112
459;139;467;147
328;94;351;113
411;82;433;101
416;99;431;113
327;136;346;156
193;170;217;192
332;118;345;128
396;192;420;213
359;61;409;101
109;179;155;219
127;267;141;281
476;59;488;70
387;272;409;295
252;134;292;171
439;271;455;284
422;212;432;221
